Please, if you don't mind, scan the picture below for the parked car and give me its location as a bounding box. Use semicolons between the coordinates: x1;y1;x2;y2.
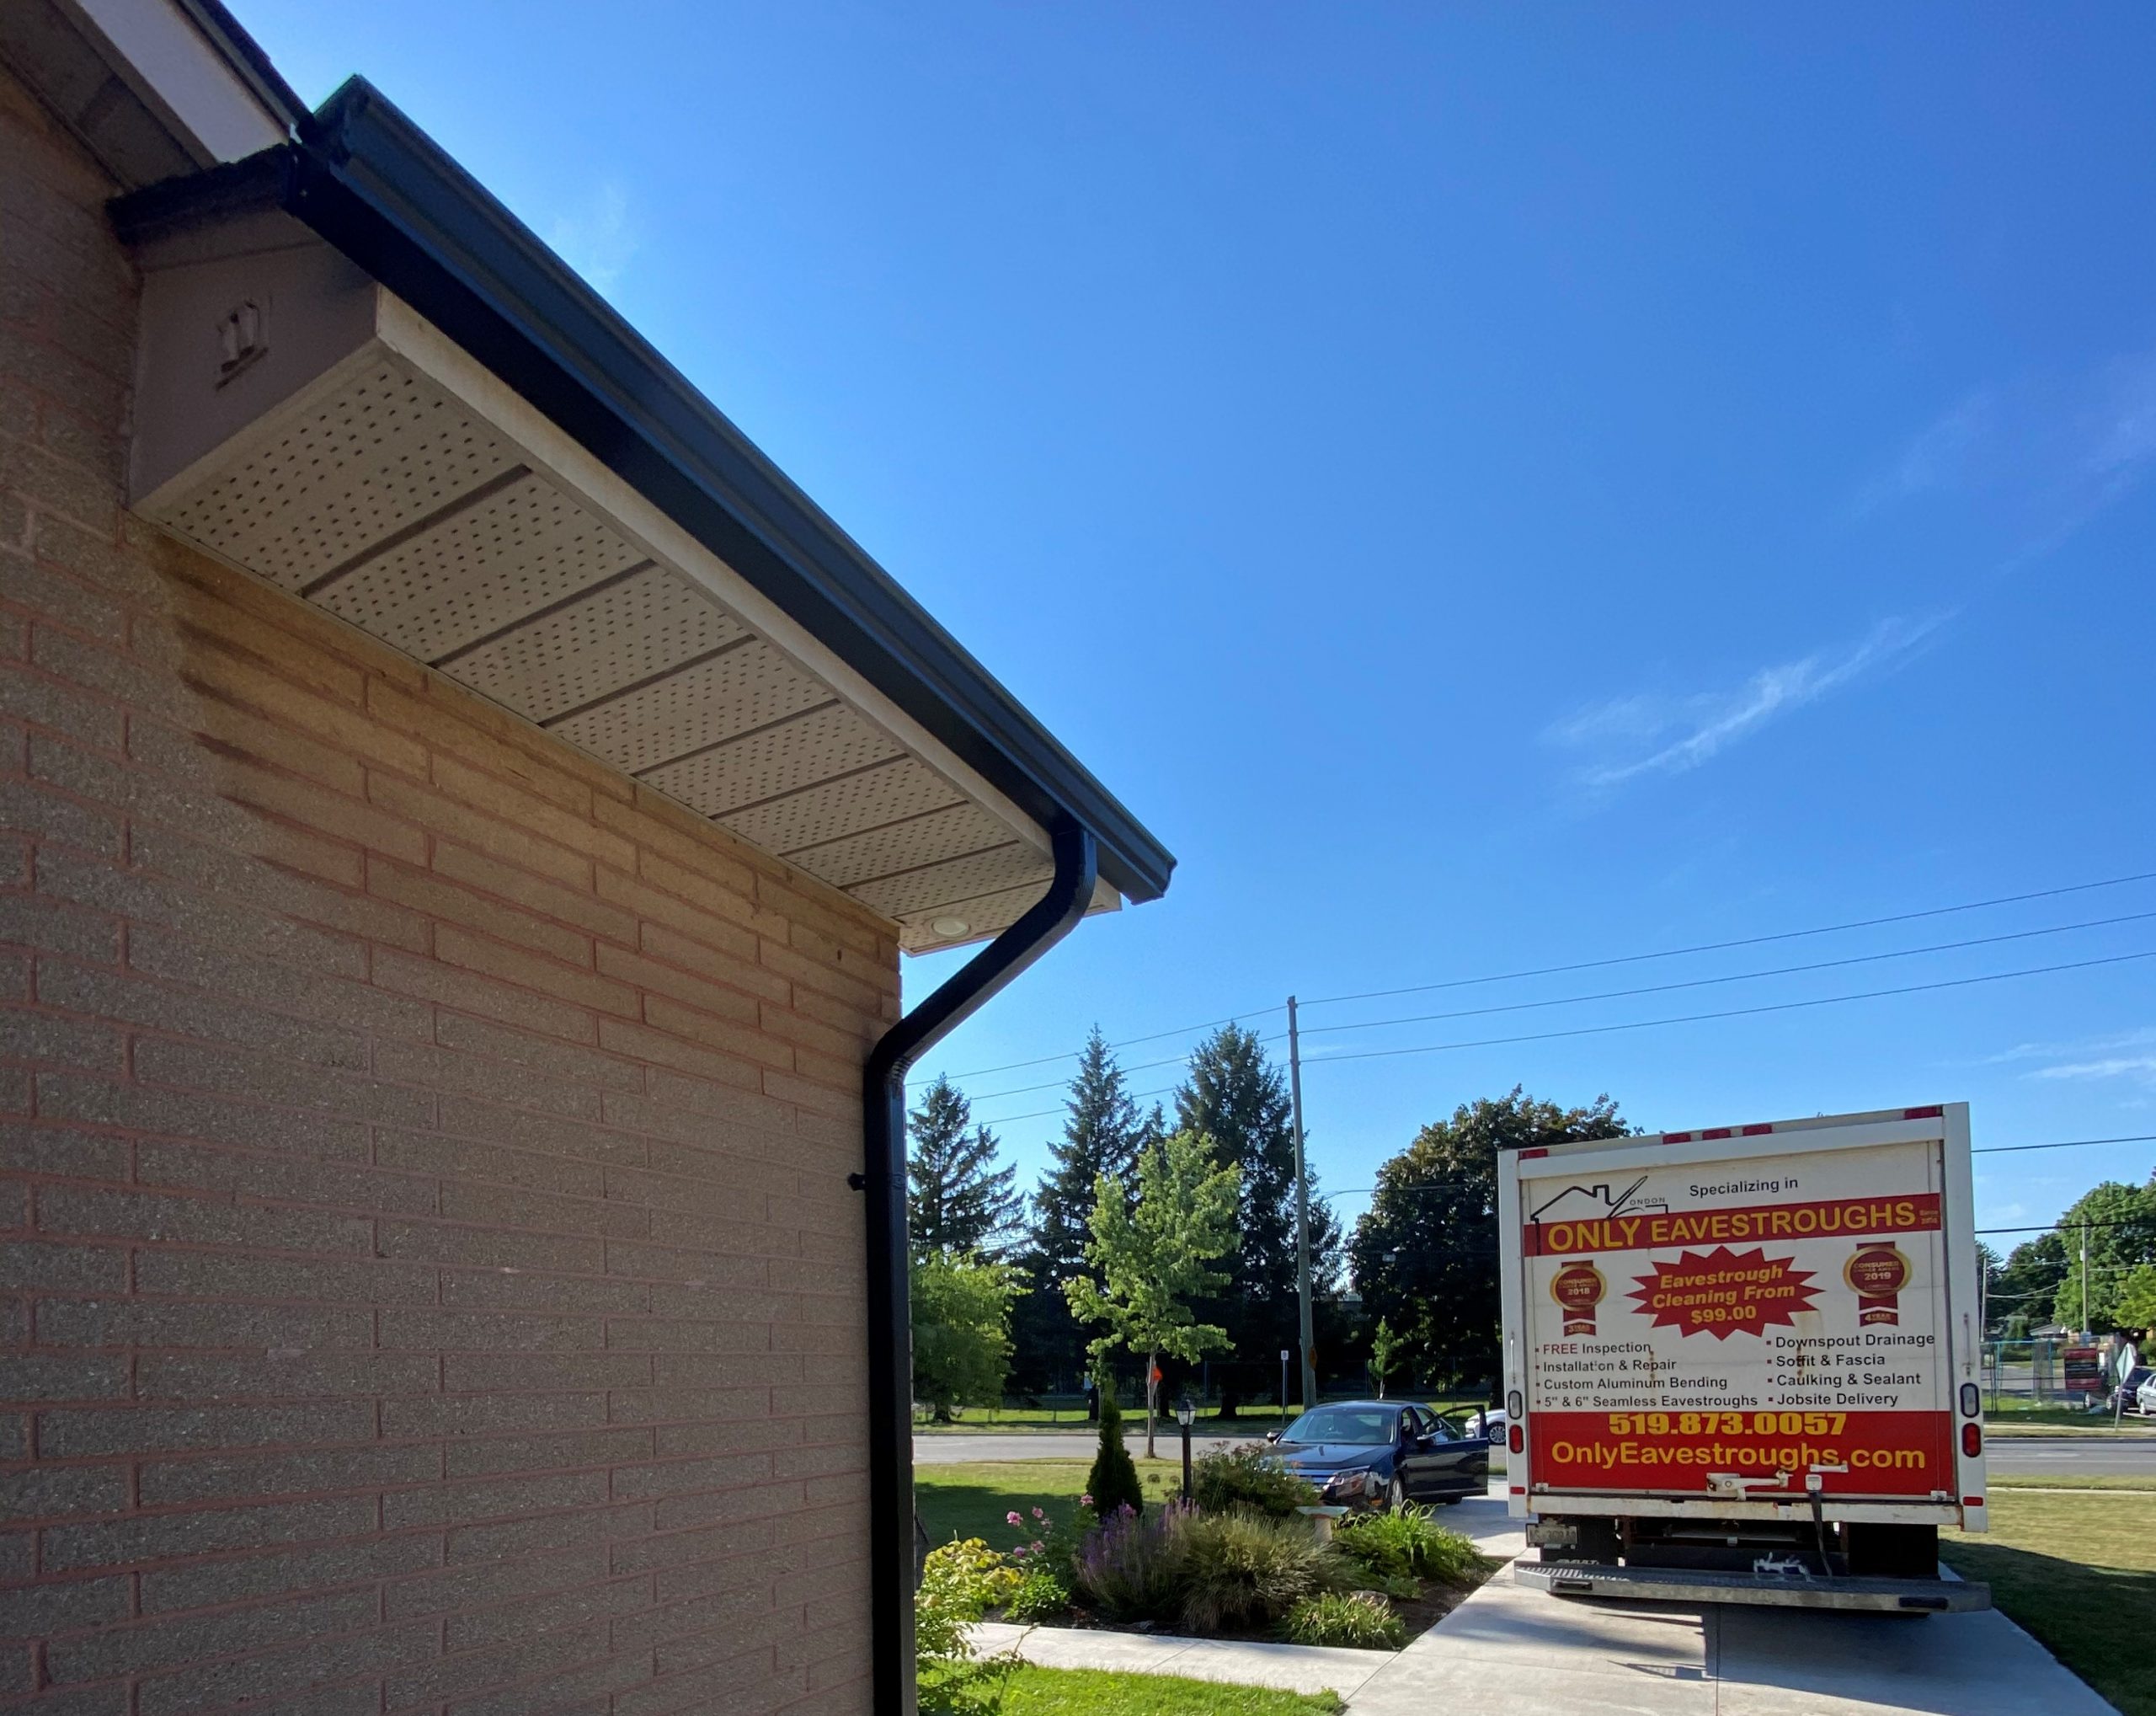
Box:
2111;1366;2153;1414
1266;1400;1489;1510
1463;1405;1508;1441
2133;1371;2156;1417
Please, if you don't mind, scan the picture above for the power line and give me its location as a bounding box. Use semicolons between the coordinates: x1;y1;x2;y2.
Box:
1296;948;2156;1068
1299;869;2156;1010
929;1008;1285;1084
1976;1134;2156;1156
1297;910;2156;1040
919;868;2156;1089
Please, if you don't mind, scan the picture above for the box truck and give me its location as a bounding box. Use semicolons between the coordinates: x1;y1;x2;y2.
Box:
1497;1104;1989;1612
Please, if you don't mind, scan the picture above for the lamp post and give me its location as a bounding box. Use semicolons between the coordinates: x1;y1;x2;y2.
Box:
1177;1397;1196;1502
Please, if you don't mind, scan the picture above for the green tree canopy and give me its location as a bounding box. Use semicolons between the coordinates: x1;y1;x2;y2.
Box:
910;1248;1019;1424
1175;1024;1342;1407
1014;1029;1151;1389
1349;1087;1628;1388
2044;1179;2156;1334
1065;1128;1241;1455
908;1075;1022;1256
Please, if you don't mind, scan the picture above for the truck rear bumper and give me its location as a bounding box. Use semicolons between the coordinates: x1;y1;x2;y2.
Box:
1516;1561;1989;1612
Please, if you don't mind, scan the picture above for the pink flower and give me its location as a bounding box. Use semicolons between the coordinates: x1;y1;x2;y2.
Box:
1079;1494;1093;1508
1006;1511;1022;1526
1031;1507;1045;1520
1030;1541;1044;1553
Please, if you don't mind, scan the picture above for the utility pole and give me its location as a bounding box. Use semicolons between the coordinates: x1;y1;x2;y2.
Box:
2082;1218;2091;1337
1288;996;1316;1414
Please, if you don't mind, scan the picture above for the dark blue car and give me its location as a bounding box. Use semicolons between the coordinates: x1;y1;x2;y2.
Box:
1267;1400;1490;1510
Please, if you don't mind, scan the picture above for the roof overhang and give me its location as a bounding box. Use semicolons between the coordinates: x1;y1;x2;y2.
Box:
109;78;1172;952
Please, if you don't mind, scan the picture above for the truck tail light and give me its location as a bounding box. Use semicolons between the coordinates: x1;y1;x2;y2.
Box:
1961;1422;1982;1458
1508;1424;1524;1454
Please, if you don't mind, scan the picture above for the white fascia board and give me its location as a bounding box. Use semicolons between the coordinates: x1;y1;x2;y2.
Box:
64;0;286;165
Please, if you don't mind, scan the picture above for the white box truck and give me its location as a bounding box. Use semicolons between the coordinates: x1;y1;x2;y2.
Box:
1497;1104;1989;1612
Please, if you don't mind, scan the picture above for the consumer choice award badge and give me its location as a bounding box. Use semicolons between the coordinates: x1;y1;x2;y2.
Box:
1551;1261;1606;1335
1845;1243;1911;1327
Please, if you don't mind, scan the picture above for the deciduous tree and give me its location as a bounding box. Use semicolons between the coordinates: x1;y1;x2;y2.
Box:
1065;1130;1241;1456
1350;1087;1628;1389
910;1249;1019;1423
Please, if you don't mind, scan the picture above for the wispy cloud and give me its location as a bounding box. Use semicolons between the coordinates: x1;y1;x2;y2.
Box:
547;183;638;297
1545;613;1951;794
1988;1027;2156;1091
1858;347;2156;552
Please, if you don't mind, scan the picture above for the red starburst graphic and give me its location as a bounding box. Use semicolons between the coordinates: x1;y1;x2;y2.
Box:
1627;1246;1820;1340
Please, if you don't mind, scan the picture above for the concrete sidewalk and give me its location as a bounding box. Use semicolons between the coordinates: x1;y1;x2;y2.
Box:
1347;1570;2118;1716
974;1482;2116;1715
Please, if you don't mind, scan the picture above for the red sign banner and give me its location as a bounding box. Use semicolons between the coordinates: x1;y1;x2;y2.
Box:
1528;1409;1953;1497
1627;1247;1821;1340
1525;1193;1940;1258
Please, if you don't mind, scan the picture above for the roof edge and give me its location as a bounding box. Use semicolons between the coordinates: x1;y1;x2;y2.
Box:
211;76;1169;906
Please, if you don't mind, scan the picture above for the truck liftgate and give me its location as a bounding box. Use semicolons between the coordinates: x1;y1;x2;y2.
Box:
1497;1105;1991;1614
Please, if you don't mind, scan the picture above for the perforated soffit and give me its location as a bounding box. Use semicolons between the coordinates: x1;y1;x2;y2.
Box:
152;350;1071;953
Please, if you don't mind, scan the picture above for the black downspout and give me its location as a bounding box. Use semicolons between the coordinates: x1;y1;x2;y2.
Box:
860;824;1099;1716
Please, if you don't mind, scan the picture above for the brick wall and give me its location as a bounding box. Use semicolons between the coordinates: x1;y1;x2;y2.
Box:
1;64;895;1716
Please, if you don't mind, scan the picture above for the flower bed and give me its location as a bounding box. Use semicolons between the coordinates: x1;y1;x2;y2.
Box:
919;1448;1494;1690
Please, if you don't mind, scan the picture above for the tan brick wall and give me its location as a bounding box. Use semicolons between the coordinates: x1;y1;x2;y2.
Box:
1;64;894;1716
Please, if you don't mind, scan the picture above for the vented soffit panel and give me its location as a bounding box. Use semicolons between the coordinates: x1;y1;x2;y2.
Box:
120;206;1118;954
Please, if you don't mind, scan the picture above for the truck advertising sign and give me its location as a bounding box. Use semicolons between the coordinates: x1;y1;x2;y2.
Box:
1517;1131;1955;1500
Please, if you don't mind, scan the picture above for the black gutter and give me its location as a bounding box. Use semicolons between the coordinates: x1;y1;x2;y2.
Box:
112;78;1172;907
860;823;1098;1716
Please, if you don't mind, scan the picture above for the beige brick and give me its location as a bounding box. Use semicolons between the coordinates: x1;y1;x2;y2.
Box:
182;639;426;775
168;580;366;704
374;945;596;1044
598;1018;760;1092
636;921;789;1005
435;925;636;1018
370;856;588;966
374;772;588;888
595;944;759;1024
640;994;789;1072
217;749;427;863
433;753;634;871
596;868;757;963
433;839;638;944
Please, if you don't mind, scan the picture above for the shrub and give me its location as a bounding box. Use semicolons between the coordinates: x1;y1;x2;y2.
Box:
1281;1590;1409;1650
915;1541;1020;1715
1334;1505;1482;1585
1175;1510;1351;1633
923;1537;1022;1610
1005;1568;1071;1622
1193;1445;1319;1520
1072;1500;1194;1622
1086;1386;1145;1519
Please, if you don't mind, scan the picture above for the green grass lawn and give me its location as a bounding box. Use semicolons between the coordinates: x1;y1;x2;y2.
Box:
1941;1488;2156;1716
995;1666;1340;1715
917;1459;1186;1547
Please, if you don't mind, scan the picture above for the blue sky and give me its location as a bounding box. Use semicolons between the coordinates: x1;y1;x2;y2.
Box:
243;3;2156;1246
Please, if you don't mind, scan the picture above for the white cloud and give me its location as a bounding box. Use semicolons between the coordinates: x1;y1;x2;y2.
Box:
1856;391;1993;513
1545;613;1950;794
1986;1027;2156;1091
547;183;637;297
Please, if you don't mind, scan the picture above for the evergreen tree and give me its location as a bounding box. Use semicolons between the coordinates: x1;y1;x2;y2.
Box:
1012;1029;1149;1391
1174;1024;1342;1410
907;1075;1022;1256
1351;1087;1629;1389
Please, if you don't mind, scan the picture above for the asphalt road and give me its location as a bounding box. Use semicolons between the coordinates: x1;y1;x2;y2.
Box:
917;1429;2156;1476
1987;1433;2156;1476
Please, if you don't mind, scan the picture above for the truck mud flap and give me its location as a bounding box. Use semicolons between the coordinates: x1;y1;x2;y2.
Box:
1515;1561;1989;1612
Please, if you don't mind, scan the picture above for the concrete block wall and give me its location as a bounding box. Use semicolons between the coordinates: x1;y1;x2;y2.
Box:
0;63;894;1716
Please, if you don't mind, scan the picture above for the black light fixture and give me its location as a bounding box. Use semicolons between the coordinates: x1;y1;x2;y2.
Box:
1176;1396;1197;1500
